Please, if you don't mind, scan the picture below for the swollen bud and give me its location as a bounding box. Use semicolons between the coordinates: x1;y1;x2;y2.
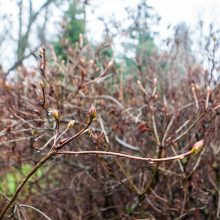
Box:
207;86;211;94
39;80;45;89
89;59;94;66
67;120;75;128
153;78;157;86
51;110;59;121
107;60;114;69
191;140;204;154
191;83;196;92
88;106;96;121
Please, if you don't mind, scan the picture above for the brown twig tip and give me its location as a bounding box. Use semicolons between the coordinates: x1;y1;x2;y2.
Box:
39;45;46;69
107;60;114;68
79;33;84;49
39;80;45;89
191;140;204;154
39;44;45;56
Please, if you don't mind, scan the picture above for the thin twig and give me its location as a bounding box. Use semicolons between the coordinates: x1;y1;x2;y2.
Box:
56;147;199;162
175;120;190;134
98;114;109;144
115;158;141;194
0;117;94;219
162;114;175;145
78;95;124;109
115;135;140;151
19;204;51;220
191;83;199;110
152;114;161;146
171;145;184;173
0;150;55;219
172;113;205;143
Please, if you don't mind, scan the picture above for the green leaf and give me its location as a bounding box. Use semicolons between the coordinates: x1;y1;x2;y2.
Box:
36;168;43;178
6;174;16;195
21;164;32;176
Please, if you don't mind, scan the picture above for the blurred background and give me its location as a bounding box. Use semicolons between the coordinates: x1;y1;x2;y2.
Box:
1;0;220;76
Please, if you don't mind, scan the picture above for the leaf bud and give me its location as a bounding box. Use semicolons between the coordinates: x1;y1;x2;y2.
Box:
191;140;204;154
51;110;59;121
67;120;75;128
88;106;96;121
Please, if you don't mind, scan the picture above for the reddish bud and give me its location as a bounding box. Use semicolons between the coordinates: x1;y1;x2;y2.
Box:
88;106;96;121
138;122;149;134
191;140;204;154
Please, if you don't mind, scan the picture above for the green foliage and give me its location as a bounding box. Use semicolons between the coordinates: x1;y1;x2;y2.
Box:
119;0;157;77
54;0;86;60
6;174;16;195
0;164;44;196
125;206;134;215
21;164;32;176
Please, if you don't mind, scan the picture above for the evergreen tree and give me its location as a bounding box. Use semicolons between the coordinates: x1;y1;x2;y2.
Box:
120;0;157;78
54;0;86;60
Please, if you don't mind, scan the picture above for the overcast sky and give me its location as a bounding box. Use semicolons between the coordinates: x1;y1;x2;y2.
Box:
150;0;220;23
87;0;220;40
1;0;220;70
